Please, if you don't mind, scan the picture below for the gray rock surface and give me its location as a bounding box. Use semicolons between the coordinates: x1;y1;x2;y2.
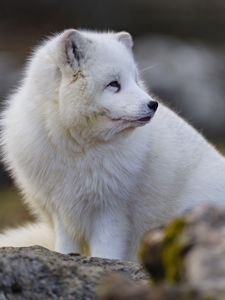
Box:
0;246;148;300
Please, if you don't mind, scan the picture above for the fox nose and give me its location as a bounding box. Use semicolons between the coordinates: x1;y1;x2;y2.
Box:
148;101;158;112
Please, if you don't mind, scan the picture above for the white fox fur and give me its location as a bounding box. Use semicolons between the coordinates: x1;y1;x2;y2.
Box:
1;29;225;261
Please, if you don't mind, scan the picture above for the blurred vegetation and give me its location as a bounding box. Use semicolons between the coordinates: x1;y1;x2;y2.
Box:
0;187;34;231
1;0;225;41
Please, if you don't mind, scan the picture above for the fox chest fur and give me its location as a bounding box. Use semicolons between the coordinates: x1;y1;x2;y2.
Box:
9;119;148;239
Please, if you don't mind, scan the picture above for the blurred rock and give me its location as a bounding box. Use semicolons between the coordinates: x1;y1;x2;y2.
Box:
140;205;225;298
0;52;21;101
97;273;151;300
0;52;21;186
135;36;225;139
97;276;214;300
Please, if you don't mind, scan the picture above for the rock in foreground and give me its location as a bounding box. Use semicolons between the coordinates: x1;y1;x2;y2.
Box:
1;206;225;300
0;246;147;300
139;205;225;299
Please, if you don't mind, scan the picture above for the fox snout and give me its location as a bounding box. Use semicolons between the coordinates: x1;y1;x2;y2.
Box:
148;101;158;112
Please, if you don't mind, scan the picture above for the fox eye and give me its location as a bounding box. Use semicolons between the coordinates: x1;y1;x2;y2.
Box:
107;81;121;93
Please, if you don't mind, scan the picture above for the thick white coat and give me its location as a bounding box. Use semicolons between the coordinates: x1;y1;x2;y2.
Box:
1;30;225;261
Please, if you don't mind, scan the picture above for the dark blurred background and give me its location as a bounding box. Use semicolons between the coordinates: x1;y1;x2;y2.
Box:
0;0;225;230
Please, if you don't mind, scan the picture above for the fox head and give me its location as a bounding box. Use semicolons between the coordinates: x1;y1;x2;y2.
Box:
27;29;158;144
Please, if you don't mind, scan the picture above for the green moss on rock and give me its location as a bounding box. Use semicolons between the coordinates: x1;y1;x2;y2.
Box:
161;218;187;282
140;217;189;283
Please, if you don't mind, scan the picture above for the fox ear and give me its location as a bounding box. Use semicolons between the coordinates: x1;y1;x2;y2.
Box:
116;31;133;49
63;29;88;69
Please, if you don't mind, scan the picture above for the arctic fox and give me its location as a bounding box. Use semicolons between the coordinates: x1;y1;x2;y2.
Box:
1;29;225;261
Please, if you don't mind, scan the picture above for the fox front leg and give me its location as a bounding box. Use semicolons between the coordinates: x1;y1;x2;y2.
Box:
54;218;81;254
89;209;129;260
